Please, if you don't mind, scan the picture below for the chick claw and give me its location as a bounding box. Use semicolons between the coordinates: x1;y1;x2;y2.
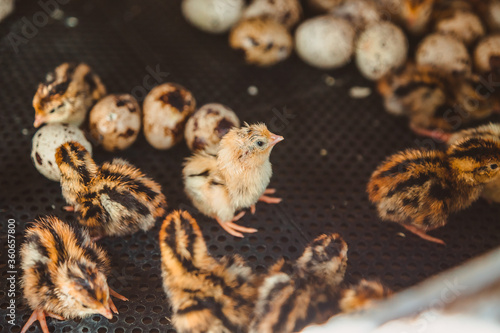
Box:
21;309;64;333
216;212;257;238
403;225;446;245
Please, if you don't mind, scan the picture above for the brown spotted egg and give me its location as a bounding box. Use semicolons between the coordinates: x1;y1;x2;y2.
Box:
143;83;196;150
89;94;141;152
229;17;293;67
185;103;240;154
31;124;92;181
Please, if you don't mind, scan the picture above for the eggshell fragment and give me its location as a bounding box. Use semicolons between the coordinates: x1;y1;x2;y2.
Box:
474;35;500;73
143;83;196;150
89;94;141;152
185;103;240;153
31;124;92;181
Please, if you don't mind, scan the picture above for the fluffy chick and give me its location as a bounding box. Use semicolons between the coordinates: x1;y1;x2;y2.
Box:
33;62;106;128
183;123;283;237
159;210;259;333
249;233;348;333
20;216;127;333
377;62;497;138
376;0;435;34
55;141;167;239
368;138;500;244
339;279;392;313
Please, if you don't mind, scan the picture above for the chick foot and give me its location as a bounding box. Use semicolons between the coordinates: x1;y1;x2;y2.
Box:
251;189;282;214
63;205;74;212
110;288;129;302
216;211;257;238
410;124;451;143
21;308;64;333
403;225;445;245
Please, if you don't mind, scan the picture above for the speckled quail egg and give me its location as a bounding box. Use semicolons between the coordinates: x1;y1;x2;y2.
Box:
434;10;485;46
474;35;500;73
181;0;245;33
307;0;343;13
89;94;141;152
481;1;500;32
0;0;14;23
416;33;471;75
143;83;196;150
31;124;92;181
185;103;240;153
355;22;408;80
242;0;302;29
330;0;381;32
229;17;293;67
295;16;355;69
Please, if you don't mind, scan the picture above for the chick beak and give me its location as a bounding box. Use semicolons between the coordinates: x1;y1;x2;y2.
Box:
98;305;113;319
269;134;284;146
33;114;45;128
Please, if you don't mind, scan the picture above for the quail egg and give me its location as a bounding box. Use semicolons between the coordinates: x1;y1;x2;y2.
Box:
330;0;381;32
143;83;196;150
474;35;500;73
242;0;302;29
416;33;471;75
355;21;408;80
31;123;92;181
181;0;245;33
434;10;485;46
229;17;293;67
185;103;240;153
89;94;141;152
295;16;355;69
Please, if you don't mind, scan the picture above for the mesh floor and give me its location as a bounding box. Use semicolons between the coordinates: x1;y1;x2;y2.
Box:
1;0;500;332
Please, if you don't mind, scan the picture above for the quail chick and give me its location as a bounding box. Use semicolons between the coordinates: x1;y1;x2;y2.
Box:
55;141;167;239
368;137;500;244
159;210;259;333
20;216;127;333
33;63;106;128
249;233;348;333
339;279;392;313
376;0;435;34
183;123;283;237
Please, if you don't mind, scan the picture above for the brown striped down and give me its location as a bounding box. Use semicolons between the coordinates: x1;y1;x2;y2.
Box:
339;279;392;313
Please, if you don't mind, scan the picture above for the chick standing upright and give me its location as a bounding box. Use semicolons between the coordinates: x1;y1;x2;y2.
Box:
55;141;167;239
368;137;500;244
20;216;127;333
183;123;283;237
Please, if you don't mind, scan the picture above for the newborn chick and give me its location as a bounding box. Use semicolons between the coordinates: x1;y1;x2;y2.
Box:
20;216;127;333
55;141;167;239
33;62;106;128
368;137;500;244
183;123;283;237
159;210;259;333
249;233;348;333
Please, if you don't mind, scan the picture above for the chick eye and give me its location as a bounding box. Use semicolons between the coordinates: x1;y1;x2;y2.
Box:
256;140;264;147
491;164;498;170
49;108;56;114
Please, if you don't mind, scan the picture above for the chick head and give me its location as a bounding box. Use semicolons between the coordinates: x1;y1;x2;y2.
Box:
56;259;113;319
219;122;283;168
294;234;348;287
448;137;500;184
401;0;434;31
55;141;96;181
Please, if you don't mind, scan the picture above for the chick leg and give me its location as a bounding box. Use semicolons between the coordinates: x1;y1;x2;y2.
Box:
21;309;61;333
109;288;129;302
63;205;75;212
402;225;445;245
410;124;451;143
216;212;257;238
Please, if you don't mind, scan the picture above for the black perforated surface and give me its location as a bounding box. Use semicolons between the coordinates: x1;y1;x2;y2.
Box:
1;0;500;332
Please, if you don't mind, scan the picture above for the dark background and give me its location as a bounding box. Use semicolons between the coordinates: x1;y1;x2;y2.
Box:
1;0;499;332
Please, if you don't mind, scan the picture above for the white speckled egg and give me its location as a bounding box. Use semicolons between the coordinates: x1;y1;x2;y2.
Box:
416;33;471;75
229;17;293;67
434;10;485;46
181;0;245;33
243;0;302;29
330;0;381;31
89;94;141;152
185;103;240;154
474;35;500;73
143;83;196;150
355;22;408;80
31;124;92;181
295;16;355;69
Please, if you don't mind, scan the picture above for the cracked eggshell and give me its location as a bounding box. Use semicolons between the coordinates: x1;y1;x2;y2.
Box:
243;0;302;29
181;0;245;33
434;10;485;46
229;17;293;67
474;35;500;73
416;33;471;75
31;124;92;181
143;83;196;150
355;22;408;80
295;16;355;69
185;103;240;154
89;94;141;152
